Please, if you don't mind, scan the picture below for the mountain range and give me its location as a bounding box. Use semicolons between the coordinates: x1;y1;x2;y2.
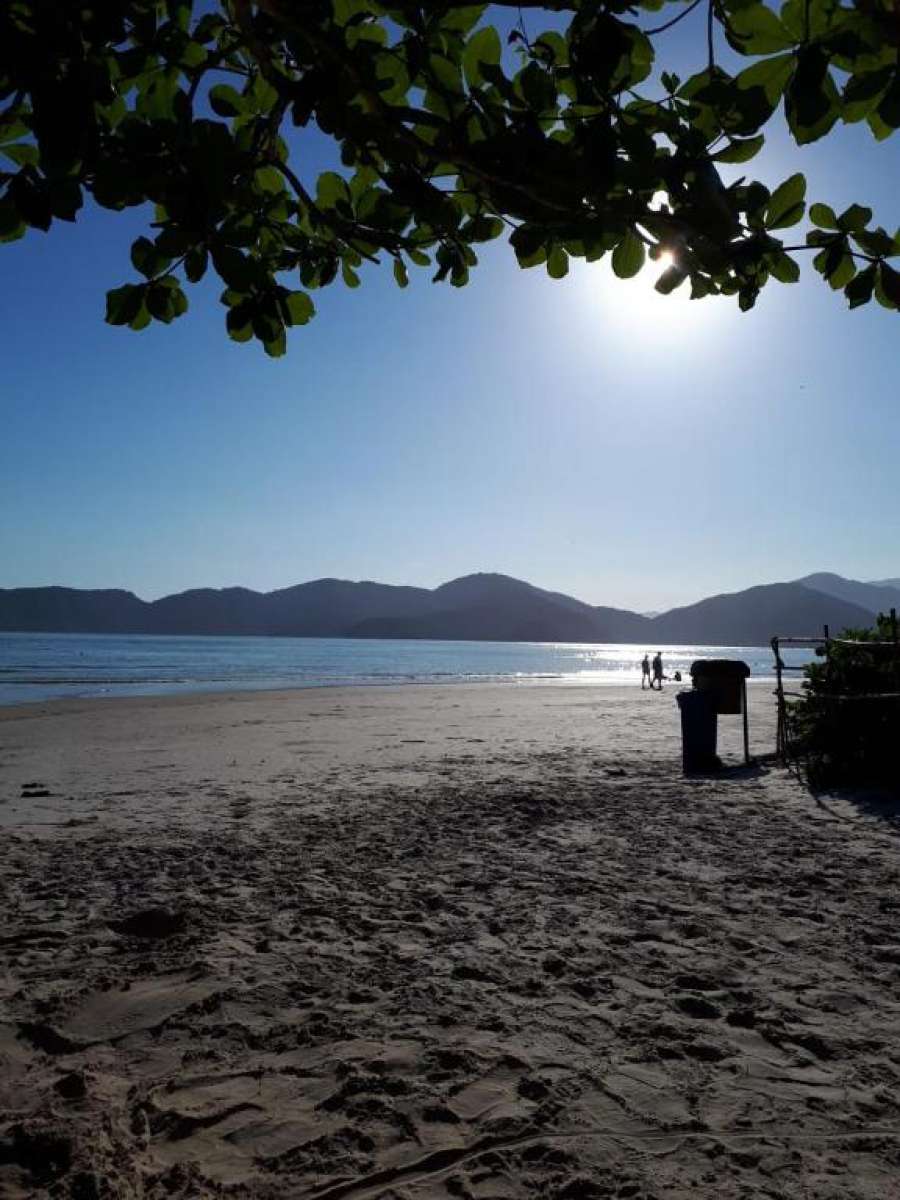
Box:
1;571;897;645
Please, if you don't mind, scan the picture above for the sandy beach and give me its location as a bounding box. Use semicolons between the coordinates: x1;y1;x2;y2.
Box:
2;681;900;1198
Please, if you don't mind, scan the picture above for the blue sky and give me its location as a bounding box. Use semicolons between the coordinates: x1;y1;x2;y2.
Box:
2;8;899;613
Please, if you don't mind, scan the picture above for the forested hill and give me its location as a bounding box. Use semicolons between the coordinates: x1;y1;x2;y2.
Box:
0;573;883;646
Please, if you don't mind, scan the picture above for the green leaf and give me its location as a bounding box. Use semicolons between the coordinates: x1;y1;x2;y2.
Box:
263;328;287;358
209;84;246;117
785;47;840;144
712;135;765;164
130;235;171;279
655;265;687;295
726;4;794;54
1;143;40;167
845;264;876;309
518;62;557;114
129;304;151;332
393;258;409;288
284;290;314;325
836;204;872;233
765;172;806;230
0;118;29;144
333;0;370;26
866;108;894;142
463;215;503;242
254;166;284;194
317;171;352;214
179;41;207;69
852;228;895;257
878;262;900;308
105;284;144;326
510;223;547;268
611;231;645;279
226;303;253;342
146;282;175;323
170;285;188;318
738;286;759;312
0;197;26;243
876;73;900;131
211;246;256;290
463;27;502;89
48;179;83;222
251;74;280;115
735;54;794;105
809;202;838;229
440;5;486;34
341;260;360;288
827;253;856;290
184;247;208;283
429;53;464;96
546;245;569;279
842;69;892;124
767;252;800;283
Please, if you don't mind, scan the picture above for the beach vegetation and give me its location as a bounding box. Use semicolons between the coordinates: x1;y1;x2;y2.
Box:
791;613;900;789
3;1;900;355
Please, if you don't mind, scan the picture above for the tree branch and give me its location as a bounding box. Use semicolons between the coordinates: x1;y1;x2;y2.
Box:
644;0;704;37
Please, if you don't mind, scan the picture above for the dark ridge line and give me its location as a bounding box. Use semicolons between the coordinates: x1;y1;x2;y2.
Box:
303;1123;900;1200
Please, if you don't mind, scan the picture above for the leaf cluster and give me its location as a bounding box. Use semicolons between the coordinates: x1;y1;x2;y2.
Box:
2;0;899;352
791;614;900;789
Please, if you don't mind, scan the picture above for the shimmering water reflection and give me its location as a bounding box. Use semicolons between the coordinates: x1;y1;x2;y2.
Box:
0;632;815;706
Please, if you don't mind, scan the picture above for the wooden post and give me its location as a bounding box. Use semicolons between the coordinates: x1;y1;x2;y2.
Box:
771;636;783;760
742;677;750;766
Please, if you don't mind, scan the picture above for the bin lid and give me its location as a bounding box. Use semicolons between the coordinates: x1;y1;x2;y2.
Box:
690;658;751;679
676;688;716;708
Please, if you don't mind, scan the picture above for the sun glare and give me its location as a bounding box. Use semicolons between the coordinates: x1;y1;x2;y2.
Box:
571;244;730;351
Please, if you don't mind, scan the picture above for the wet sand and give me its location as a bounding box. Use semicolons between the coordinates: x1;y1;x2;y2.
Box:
2;682;900;1198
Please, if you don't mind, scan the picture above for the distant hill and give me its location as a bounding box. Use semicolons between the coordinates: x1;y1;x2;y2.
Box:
0;587;149;634
349;573;649;642
650;582;877;646
0;571;887;645
794;572;900;615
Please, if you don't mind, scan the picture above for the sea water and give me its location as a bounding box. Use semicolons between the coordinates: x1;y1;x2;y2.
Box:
0;633;816;706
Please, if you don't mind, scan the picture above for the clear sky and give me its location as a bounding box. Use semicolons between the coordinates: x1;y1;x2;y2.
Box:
2;8;898;613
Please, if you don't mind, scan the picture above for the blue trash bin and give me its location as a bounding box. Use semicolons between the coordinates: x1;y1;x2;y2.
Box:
676;689;719;773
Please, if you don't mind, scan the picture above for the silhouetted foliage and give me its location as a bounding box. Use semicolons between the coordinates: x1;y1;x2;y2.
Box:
3;0;900;354
793;614;900;789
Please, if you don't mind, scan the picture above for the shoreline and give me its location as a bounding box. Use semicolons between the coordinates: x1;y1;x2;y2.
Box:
0;672;783;712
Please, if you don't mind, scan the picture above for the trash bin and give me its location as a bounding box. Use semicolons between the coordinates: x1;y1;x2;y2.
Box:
690;659;750;715
676;689;718;773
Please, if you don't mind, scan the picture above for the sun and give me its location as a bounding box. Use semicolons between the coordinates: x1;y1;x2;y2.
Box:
570;243;730;350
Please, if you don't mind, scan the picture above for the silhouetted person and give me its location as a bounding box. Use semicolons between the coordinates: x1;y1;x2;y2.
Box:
641;654;651;689
652;652;664;690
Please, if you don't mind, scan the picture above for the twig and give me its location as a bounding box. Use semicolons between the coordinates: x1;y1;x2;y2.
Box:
645;0;704;37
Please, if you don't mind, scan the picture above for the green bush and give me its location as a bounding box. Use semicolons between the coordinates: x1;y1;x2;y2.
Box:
790;614;900;789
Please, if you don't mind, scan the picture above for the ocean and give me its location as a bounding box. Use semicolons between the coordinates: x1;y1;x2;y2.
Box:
0;633;816;706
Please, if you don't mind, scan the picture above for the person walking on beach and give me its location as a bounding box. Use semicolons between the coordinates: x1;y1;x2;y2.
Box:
652;652;664;690
641;654;651;689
